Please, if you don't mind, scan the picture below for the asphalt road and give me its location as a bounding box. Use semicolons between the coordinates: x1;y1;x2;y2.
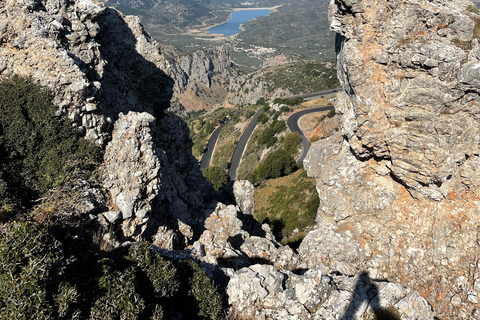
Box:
287;105;334;163
199;122;225;169
228;107;264;180
200;88;339;176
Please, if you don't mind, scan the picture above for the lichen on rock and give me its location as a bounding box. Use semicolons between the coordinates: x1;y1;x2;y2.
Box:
303;0;480;317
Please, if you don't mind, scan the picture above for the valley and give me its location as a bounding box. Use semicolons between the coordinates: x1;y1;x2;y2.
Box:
101;0;335;69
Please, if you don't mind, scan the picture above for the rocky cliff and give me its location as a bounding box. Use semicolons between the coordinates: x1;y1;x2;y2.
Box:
304;0;480;317
171;46;238;111
0;0;212;248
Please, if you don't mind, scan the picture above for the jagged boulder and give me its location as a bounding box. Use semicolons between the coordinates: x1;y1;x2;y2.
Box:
191;202;299;271
233;180;255;216
104;112;160;221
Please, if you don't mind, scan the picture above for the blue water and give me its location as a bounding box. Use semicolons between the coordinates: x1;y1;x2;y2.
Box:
208;9;271;37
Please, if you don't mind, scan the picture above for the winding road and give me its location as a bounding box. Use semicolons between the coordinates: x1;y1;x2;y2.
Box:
200;122;226;169
287;105;334;163
228;107;264;180
200;89;339;177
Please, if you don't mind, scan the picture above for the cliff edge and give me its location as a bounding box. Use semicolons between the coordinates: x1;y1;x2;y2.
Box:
303;0;480;317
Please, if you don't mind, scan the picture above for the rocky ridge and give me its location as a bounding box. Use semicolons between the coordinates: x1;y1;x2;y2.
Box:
0;0;445;319
304;0;480;318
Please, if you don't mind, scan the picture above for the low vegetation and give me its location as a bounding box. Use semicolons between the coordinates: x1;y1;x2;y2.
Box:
265;62;339;95
252;132;301;183
202;166;229;190
0;222;223;319
236;106;296;181
0;76;102;218
254;169;319;247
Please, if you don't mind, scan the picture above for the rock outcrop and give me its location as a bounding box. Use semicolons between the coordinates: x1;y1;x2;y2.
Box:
227;266;435;320
304;0;480;317
170;46;238;111
0;0;173;146
227;67;293;105
173;46;236;93
0;0;211;249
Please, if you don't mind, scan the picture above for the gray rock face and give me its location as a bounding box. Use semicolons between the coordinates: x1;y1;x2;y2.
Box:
173;46;236;92
302;0;480;317
227;266;435;320
227;68;292;105
233;180;255;216
0;0;173;146
103;111;210;247
103;112;160;221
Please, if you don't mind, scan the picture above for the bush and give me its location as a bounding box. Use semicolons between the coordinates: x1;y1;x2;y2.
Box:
283;132;301;155
273;97;303;106
254;150;297;182
326;107;336;118
0;222;63;319
255;98;266;105
245;109;255;119
257;112;269;124
202;166;229;190
0;76;102;214
0;222;224;320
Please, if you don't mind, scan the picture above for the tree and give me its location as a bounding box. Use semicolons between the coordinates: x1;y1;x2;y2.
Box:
257;112;269;124
254;150;297;182
283;132;301;155
201;166;228;190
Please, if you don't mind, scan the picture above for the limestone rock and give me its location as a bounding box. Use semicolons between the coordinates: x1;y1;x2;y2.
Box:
233;180;255;216
302;0;480;317
103;112;160;220
191;203;299;271
227;267;435;320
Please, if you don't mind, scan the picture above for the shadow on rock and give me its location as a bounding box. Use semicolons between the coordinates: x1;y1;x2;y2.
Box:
341;272;401;320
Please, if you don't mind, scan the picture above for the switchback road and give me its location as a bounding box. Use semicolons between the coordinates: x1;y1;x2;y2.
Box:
228;107;264;180
200;122;226;169
287;105;334;163
200;88;339;176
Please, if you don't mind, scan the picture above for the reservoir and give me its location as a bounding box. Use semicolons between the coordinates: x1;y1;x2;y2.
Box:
208;9;272;37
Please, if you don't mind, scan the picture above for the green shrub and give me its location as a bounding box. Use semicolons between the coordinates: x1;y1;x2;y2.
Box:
255;98;266;105
245;109;256;119
257;112;269;124
0;221;63;319
254;149;297;182
91;263;145;320
0;222;224;320
326;108;336;118
273;97;303;106
257;120;287;148
283;132;301;155
202;166;229;190
177;260;223;320
0;76;102;214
